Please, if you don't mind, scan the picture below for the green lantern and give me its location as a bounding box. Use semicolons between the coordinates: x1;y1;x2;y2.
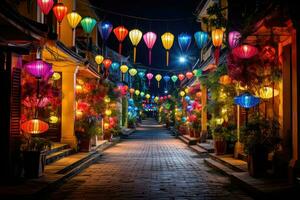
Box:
171;75;178;83
140;92;145;97
193;69;202;77
81;17;97;34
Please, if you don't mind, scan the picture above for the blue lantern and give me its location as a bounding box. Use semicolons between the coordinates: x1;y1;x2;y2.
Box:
185;96;191;102
234;93;260;109
128;98;134;105
194;31;208;49
163;75;170;83
111;62;120;71
98;21;113;42
181;117;187;123
138;71;145;79
178;33;192;52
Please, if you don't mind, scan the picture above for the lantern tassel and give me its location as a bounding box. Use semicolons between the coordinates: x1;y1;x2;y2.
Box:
119;43;122;55
122;73;124;81
149;49;152;65
214;47;220;65
158;81;160;88
98;65;100;73
166;51;169;66
133;46;137;63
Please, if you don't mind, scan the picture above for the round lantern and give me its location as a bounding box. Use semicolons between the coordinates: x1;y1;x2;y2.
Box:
178;73;185;82
24;59;52;79
138;71;145;79
145;94;151;99
184;87;189;94
102;58;112;77
37;0;54;15
163;75;170;86
186;72;193;80
212;29;224;47
143;32;157;65
113;26;128;55
129;88;135;97
135;90;140;96
95;55;104;73
228;31;241;49
104;96;111;103
52;72;61;80
140;92;145;97
21;119;49;134
111;62;120;71
129;29;143;63
120;65;129;81
105;109;112;116
161;32;174;66
234;93;260;109
81;17;97;34
219;75;232;85
193;69;202;77
53;2;67;39
67;11;82;29
194;31;208;49
178;33;192;52
129;68;138;77
146;72;153;86
155;74;162;88
49;115;59;124
171;75;178;84
232;44;258;59
98;21;113;42
257;86;279;100
196;92;202;98
179;91;185;97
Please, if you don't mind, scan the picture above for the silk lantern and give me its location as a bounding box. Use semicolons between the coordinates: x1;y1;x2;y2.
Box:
212;29;224;65
103;58;112;77
178;33;192;52
140;92;145;97
98;21;113;42
163;75;170;86
53;2;68;39
21;119;49;134
120;65;128;81
193;69;202;77
95;55;104;73
258;86;279;100
111;62;120;71
129;88;135;97
228;31;241;49
138;71;145;79
67;11;82;46
178;73;185;82
161;32;174;66
113;26;128;55
37;0;54;15
143;32;157;65
186;72;193;79
24;59;52;79
219;75;232;85
129;29;143;63
146;72;153;86
155;74;162;88
81;17;97;34
233;44;258;59
129;68;138;77
194;31;208;49
234;93;260;109
135;90;140;96
171;75;178;84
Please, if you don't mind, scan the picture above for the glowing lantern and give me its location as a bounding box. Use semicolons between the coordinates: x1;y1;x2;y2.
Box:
138;71;145;79
113;26;128;55
194;31;208;49
234;93;260;109
67;11;82;29
163;75;170;85
257;87;279;100
146;72;153;86
135;90;140;96
129;68;138;77
104;96;111;103
52;72;61;80
120;65;129;81
129;29;143;63
196;92;202;98
171;75;178;84
215;118;224;125
140;92;145;97
233;44;258;59
219;75;232;85
102;58;112;77
129;88;135;97
193;69;202;77
228;31;241;49
21;119;49;134
179;91;185;97
111;62;120;71
49;115;59;124
178;73;185;82
178;33;192;52
145;94;151;99
24;59;52;79
143;32;157;65
184;87;189;94
104;123;110;130
155;74;162;88
154;96;159;102
53;2;67;39
186;72;193;80
105;109;112;116
76;85;83;93
161;32;174;66
212;29;224;65
81;17;97;34
95;55;104;73
98;21;113;42
37;0;54;15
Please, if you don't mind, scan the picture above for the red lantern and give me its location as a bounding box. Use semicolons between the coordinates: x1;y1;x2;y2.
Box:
113;26;128;55
185;72;193;79
102;59;112;77
196;92;202;98
53;2;68;39
233;44;258;59
21;119;49;134
37;0;54;15
178;73;185;81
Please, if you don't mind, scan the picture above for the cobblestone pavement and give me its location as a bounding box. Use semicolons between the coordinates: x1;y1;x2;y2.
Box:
49;119;253;200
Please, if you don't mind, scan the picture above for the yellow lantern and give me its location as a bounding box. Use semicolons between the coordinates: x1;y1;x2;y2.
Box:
120;65;129;81
219;75;232;85
215;118;224;125
184;87;189;94
104;122;109;129
52;72;61;80
257;86;279;100
49;115;59;124
179;91;185;97
76;85;83;93
161;32;174;66
129;68;138;76
155;74;162;88
135;90;140;96
105;109;112;116
154;96;159;102
76;110;83;119
212;29;224;47
129;29;143;63
145;94;150;99
95;55;104;73
104;96;111;103
67;11;82;29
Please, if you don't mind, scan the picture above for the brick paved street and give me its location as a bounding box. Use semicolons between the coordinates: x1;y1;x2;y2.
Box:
49;119;253;200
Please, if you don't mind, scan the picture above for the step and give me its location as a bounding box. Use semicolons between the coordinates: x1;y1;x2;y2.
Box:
189;145;208;154
178;135;198;145
197;142;215;153
47;143;69;155
46;148;74;165
209;154;247;172
238;152;248;162
204;158;235;176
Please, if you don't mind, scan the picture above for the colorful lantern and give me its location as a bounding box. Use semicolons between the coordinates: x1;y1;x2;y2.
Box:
228;31;241;49
24;59;52;79
129;68;138;77
98;21;113;42
219;75;232;85
196;92;202;98
111;62;120;71
194;31;208;49
135;90;140;96
193;69;202;77
161;32;174;66
155;74;162;88
95;55;104;73
140;92;145;97
53;2;67;39
212;29;224;65
145;94;151;99
143;32;157;65
146;72;153;86
233;44;258;59
52;72;61;80
21;119;49;134
163;75;170;83
67;11;82;29
129;88;135;97
81;17;97;34
179;91;185;97
186;72;193;80
178;73;185;82
120;65;129;81
171;75;178;84
49;115;59;124
37;0;54;15
113;26;128;55
129;29;143;63
104;96;111;103
105;109;112;116
138;71;145;79
178;33;192;52
234;93;260;109
257;86;279;100
102;58;112;76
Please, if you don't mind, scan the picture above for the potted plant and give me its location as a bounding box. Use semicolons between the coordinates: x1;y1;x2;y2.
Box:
223;123;237;154
212;124;227;155
21;135;51;178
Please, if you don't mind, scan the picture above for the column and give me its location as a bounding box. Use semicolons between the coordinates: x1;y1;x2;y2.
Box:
201;85;207;142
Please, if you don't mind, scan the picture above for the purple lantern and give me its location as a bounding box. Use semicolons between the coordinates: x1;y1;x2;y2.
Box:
178;33;192;52
24;59;52;79
228;31;241;49
43;68;54;81
98;21;113;42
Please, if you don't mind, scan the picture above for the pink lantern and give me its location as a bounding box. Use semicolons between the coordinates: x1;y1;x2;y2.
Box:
185;72;193;79
178;73;185;81
37;0;54;15
24;59;52;79
228;31;241;49
233;44;258;59
168;95;171;99
143;32;157;65
146;72;153;86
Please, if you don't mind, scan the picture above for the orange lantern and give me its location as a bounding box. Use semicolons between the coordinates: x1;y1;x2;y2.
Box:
211;29;224;65
52;2;68;39
129;88;135;97
21;119;49;134
102;58;112;77
219;75;232;85
113;26;128;55
185;72;193;79
178;73;185;82
196;92;202;98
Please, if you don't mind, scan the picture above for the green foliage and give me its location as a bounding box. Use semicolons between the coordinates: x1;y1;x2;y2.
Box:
201;3;227;30
21;136;51;152
75;117;102;139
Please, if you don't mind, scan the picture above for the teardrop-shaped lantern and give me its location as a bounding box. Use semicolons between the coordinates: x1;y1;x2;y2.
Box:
143;32;157;65
95;55;104;73
178;73;185;82
103;58;112;77
81;17;97;34
146;72;153;86
186;72;193;80
194;31;208;49
135;90;140;96
171;75;178;84
53;3;68;23
193;69;202;77
138;71;145;79
163;75;170;83
120;65;129;81
155;74;162;88
37;0;54;15
98;21;113;42
21;119;49;134
67;11;82;29
113;26;128;55
129;29;143;63
232;44;258;59
178;33;192;52
111;62;120;71
140;92;145;97
161;32;174;66
228;31;241;49
212;29;224;65
24;59;52;79
129;68;138;77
